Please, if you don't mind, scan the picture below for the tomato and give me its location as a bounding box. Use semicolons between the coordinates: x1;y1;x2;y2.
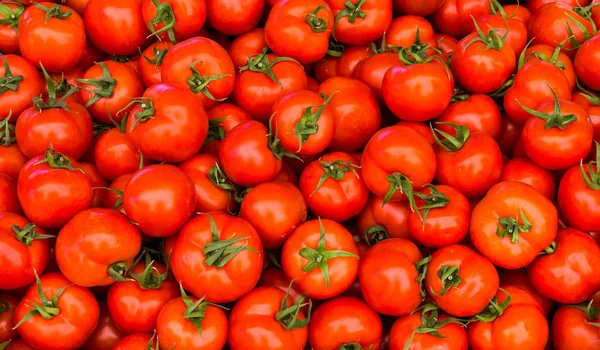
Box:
125;84;208;163
161;37;235;109
393;0;445;16
357;196;411;243
17;149;94;229
155;285;228;350
107;258;178;335
94;126;147;182
435;94;502;139
387;15;437;52
552;304;600;350
265;0;333;64
258;268;313;313
142;0;206;43
497;116;522;156
314;55;339;83
219;120;285;186
425;244;498;317
0;120;26;180
0;292;18;343
282;219;359;299
383;60;453;121
525;44;576;91
17;2;85;72
82;303;123;350
207;0;262;35
504;60;572;125
526;0;590;13
76;41;106;72
335;44;370;78
407;185;471;248
520;95;593;170
239;181;307;249
499;269;555;315
575;34;600;92
122;164;196;237
170;212;263;303
0;174;20;214
389;304;468;350
472;10;528;57
13;272;100;350
228;286;309;350
39;68;83;105
99;174;131;215
572;88;600;142
138;41;173;88
467;286;548;350
352;51;399;102
0;55;43;123
359;238;424;316
558;145;600;232
470;181;558;269
84;0;150;56
504;4;532;25
202;103;251;157
0;3;22;55
112;333;157;350
430;0;491;39
228;28;267;69
500;158;556;200
528;228;600;304
308;296;382;350
326;0;392;45
435;33;458;55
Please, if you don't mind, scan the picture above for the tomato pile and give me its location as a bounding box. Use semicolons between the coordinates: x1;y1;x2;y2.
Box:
1;0;600;349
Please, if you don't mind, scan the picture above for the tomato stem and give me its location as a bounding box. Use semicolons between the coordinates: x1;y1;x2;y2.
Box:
327;40;345;57
141;42;170;70
0;56;23;95
292;92;336;152
179;283;227;335
415;256;431;298
403;304;467;350
204;116;230;145
516;86;577;130
202;213;258;268
560;12;594;51
0;299;9;313
472;288;511;322
148;0;177;44
363;224;389;247
240;51;300;87
383;172;420;220
431;265;462;297
275;280;312;330
332;0;366;41
34;63;79;110
268;114;302;161
580;141;600;190
306;5;329;33
311;159;359;196
34;147;85;172
414;184;450;230
0;3;23;32
129;252;168;289
0;340;8;350
186;61;230;101
32;2;72;23
465;14;509;51
77;62;117;108
108;261;130;282
0;116;15;147
539;241;557;255
12;223;54;247
496;208;532;243
339;343;362;350
124;97;155;131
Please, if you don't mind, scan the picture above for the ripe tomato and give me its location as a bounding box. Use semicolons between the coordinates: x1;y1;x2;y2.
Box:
112;333;157;350
0;174;20;214
125;83;208;163
309;296;382;349
430;0;491;39
0;3;22;55
0;54;42;123
357;196;410;243
156;285;228;350
467;286;548;350
17;2;85;72
0;120;27;180
393;0;445;16
141;0;206;43
425;244;498;317
202;103;252;157
525;44;576;91
99;174;131;215
473;10;528;56
499;269;555;315
359;238;424;316
94;126;147;182
407;185;471;248
228;286;309;350
228;28;267;69
282;219;359;299
13;272;100;350
352;50;399;102
500;158;556;200
335;44;370;78
207;0;263;35
387;15;437;52
122;164;196;237
575;34;600;91
84;0;150;56
239;181;307;249
528;228;600;304
138;41;173;88
82;303;123;350
161;37;235;109
326;0;392;45
552;304;600;350
170;212;264;303
0;292;18;343
17;149;94;229
435;94;502;140
470;181;558;269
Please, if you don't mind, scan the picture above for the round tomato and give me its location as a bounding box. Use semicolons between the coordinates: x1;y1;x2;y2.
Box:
0;54;42;123
357;196;411;243
575;34;600;91
0;3;23;55
202;103;252;157
227;28;267;69
430;0;491;39
500;158;556;200
335;44;371;78
327;0;392;45
94;127;148;182
525;44;576;91
386;15;437;51
435;94;502;139
142;0;206;43
0;292;18;343
552;303;600;350
0;174;20;214
207;0;263;35
353;50;400;102
138;41;173;88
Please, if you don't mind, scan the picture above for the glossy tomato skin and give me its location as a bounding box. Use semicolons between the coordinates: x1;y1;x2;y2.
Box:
0;140;27;181
122;164;196;237
467;286;549;350
326;0;392;45
178;154;234;213
472;14;528;57
228;28;267;69
359;238;423;316
575;34;600;91
435;94;502;139
282;219;359;299
17;153;94;229
408;185;471;248
357;196;411;241
0;3;21;54
125;84;208;163
112;333;156;350
239;181;307;249
0;174;21;214
94;128;147;182
0;292;18;343
558;164;600;232
138;40;174;88
82;162;108;207
229;286;308;350
353;52;400;102
426;244;499;317
82;303;123;350
13;272;100;350
528;228;600;304
318;77;381;152
525;44;576;91
500;158;556;200
17;2;85;72
100;174;131;215
552;305;600;350
142;0;206;42
207;0;263;35
308;296;382;350
0;55;42;123
470;181;558;269
335;44;371;78
170;212;264;303
393;0;445;16
219;121;283;187
499;269;555;315
55;208;141;287
202;103;252;157
430;0;491;39
389;311;468;350
84;0;150;56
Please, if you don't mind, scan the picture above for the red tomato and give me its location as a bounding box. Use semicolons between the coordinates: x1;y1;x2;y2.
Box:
201;103;252;157
499;269;555;315
470;181;558;269
207;0;263;35
99;174;131;215
525;44;576;91
125;83;208;163
282;219;359;299
0;3;23;54
4;338;34;350
309;296;382;349
112;333;157;350
122;164;196;237
357;196;411;243
435;94;502;139
0;120;27;180
0;174;20;214
170;212;264;303
393;0;445;16
94;127;147;182
326;0;392;45
425;244;499;317
430;0;491;39
575;34;600;91
13;272;100;350
84;0;150;56
0;54;43;123
79;162;106;208
17;149;94;229
386;15;438;52
138;41;173;88
141;0;206;43
525;0;589;13
0;292;18;343
228;28;267;69
552;304;600;350
472;12;528;57
336;44;371;78
257;268;313;315
353;51;399;102
504;4;532;25
500;158;556;200
76;41;106;71
82;303;123;350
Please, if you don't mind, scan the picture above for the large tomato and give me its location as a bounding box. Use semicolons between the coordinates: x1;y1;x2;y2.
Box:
206;0;263;35
552;303;600;350
0;54;42;123
430;0;491;39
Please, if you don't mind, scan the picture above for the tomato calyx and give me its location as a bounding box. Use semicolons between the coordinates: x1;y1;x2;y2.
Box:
560;12;594;52
575;2;600;22
383;173;420;220
0;55;23;95
539;240;556;255
363;224;390;247
141;42;170;71
327;40;345;57
451;87;470;103
129;252;168;290
521;87;578;129
275;281;312;330
311;159;359;195
12;223;54;247
414;184;450;229
204;116;231;144
488;0;509;18
338;343;362;350
368;33;392;55
496;208;532;243
431;265;462;297
299;218;359;287
93;122;113;136
146;332;160;350
0;340;9;350
0;116;16;147
34;147;85;172
332;0;366;41
12;273;71;329
187;61;231;101
465;15;509;52
403;304;466;350
202;213;258;268
148;0;177;44
306;5;329;33
576;80;600;106
32;2;72;23
0;298;8;313
240;51;300;87
580;140;600;190
473;289;511;322
77;62;117;108
415;256;431;298
107;261;130;282
431;122;470;152
569;301;600;326
0;2;24;33
34;64;79;110
125;97;156;131
268;115;302;161
179;283;226;335
208;163;239;214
